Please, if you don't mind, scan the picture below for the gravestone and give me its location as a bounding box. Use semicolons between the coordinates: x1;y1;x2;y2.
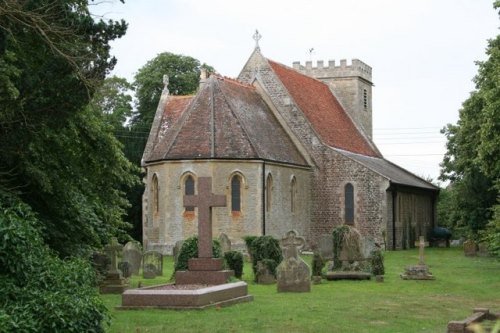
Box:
276;230;311;292
318;234;333;260
122;241;142;275
326;226;371;280
463;240;477;257
142;251;163;279
175;177;235;285
99;238;129;293
256;261;276;284
477;243;490;257
400;236;434;280
219;233;231;255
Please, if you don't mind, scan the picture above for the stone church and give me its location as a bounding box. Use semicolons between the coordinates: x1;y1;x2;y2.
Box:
141;40;439;255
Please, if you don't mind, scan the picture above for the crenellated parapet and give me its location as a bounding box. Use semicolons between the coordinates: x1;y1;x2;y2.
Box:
292;59;372;83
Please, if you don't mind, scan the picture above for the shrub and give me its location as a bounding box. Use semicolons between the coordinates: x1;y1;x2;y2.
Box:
224;251;243;278
311;252;325;276
243;235;258;258
174;236;222;272
370;249;385;276
248;235;282;281
0;192;109;332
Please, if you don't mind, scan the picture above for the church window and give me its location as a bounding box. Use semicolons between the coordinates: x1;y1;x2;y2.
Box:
363;89;368;111
266;174;273;212
231;175;241;212
152;174;159;214
345;183;354;225
185;175;195;212
290;176;297;213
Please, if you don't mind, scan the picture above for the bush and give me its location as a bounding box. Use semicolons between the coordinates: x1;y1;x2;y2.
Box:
243;235;258;258
311;252;325;276
370;249;385;276
0;193;109;332
174;236;222;272
247;235;282;281
224;251;244;278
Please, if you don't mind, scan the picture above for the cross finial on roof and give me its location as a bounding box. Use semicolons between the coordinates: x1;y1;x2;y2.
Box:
253;29;262;50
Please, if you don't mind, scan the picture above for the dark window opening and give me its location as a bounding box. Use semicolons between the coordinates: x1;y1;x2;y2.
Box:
231;175;241;212
345;183;354;225
185;175;195;212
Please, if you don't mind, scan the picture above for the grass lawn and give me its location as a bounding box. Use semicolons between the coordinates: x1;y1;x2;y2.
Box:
102;247;500;333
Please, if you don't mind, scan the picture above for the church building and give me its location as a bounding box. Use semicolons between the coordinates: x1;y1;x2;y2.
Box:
141;37;439;254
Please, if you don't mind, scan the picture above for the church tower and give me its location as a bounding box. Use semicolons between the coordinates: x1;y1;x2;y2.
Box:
292;59;373;139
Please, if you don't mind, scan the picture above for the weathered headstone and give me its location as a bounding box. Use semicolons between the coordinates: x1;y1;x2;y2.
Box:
175;177;234;285
256;261;276;284
122;241;142;275
276;230;311;292
91;252;109;278
219;232;231;255
99;238;129;293
339;227;364;263
142;250;163;279
118;261;132;278
400;236;434;280
463;240;477;257
318;234;333;260
477;242;490;257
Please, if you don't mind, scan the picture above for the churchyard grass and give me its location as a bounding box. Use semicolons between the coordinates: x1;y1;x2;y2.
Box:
103;248;500;333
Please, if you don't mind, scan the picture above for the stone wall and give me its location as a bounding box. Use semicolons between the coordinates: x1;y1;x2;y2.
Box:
143;159;310;254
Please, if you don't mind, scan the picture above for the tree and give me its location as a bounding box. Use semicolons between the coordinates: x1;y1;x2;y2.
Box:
0;0;135;256
440;1;500;252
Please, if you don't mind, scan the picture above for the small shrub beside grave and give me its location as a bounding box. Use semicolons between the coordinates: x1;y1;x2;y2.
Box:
224;250;244;278
247;235;282;282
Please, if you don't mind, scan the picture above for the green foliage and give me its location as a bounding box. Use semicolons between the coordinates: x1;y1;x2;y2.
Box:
0;192;108;332
248;236;282;281
311;252;325;276
224;251;244;279
482;202;500;258
332;225;350;269
174;236;222;272
0;0;136;256
440;3;500;250
370;249;385;276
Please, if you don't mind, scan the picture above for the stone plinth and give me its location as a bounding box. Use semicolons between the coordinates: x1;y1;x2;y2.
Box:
175;270;234;285
400;264;435;280
99;272;129;294
325;271;371;281
119;281;253;310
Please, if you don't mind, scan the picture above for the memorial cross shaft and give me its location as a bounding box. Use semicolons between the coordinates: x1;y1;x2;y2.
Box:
184;177;226;258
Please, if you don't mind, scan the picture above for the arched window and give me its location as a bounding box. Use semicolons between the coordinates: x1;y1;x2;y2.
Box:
290;176;297;213
266;174;273;212
185;175;195;212
151;174;159;214
231;175;241;212
345;183;354;225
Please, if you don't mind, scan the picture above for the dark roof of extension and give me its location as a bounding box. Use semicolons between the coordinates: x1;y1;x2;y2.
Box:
338;150;439;191
144;75;308;166
268;60;380;158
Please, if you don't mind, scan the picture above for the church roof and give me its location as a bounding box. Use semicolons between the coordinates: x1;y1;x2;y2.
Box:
267;60;380;157
144;76;308;166
338;150;439;191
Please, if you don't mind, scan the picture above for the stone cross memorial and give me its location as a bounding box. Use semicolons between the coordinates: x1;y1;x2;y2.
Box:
176;177;234;285
276;230;311;292
400;235;434;280
99;237;128;294
183;177;226;259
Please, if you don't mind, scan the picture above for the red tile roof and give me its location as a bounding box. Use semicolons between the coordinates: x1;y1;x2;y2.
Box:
268;60;380;157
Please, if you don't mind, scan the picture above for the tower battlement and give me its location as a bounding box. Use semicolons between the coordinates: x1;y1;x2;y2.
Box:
292;59;372;83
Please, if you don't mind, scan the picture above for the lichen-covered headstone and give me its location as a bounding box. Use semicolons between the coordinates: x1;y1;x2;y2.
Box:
142;250;163;279
276;230;311;292
318;234;333;260
122;241;142;275
463;240;477;257
173;239;184;266
219;232;231;255
99;238;129;293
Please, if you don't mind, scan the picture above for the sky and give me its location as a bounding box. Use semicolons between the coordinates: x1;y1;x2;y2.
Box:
92;0;498;184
